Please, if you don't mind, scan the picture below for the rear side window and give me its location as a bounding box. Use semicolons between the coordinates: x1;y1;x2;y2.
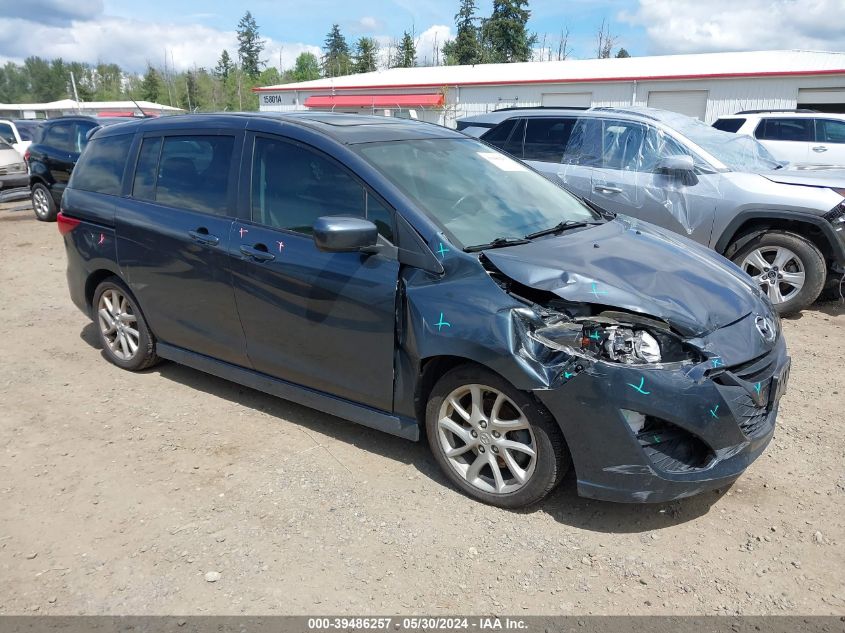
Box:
131;135;234;215
43;122;77;152
71;134;133;195
250;136;393;240
523;118;575;162
481;118;517;145
712;118;745;133
755;118;813;141
817;119;845;144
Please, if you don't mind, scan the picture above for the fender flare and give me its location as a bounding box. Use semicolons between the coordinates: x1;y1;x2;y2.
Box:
714;209;844;264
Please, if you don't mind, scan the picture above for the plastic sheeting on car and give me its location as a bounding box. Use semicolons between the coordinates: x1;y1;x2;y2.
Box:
553;116;727;238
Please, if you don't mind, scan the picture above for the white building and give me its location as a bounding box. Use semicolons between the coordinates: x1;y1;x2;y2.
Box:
255;49;845;127
0;99;183;119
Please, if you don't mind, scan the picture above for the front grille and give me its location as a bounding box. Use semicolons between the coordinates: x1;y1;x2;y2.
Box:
637;417;713;473
727;391;771;438
713;350;778;439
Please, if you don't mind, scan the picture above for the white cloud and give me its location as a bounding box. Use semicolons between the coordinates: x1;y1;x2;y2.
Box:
351;16;384;34
0;14;320;73
415;24;453;65
621;0;845;54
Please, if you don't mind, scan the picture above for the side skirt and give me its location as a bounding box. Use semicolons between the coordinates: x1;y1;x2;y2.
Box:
156;343;420;441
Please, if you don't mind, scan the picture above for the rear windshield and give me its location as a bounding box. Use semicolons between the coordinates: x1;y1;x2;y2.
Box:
712;118;745;133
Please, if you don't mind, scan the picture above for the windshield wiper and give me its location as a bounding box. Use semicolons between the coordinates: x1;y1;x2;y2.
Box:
464;236;530;252
524;220;602;240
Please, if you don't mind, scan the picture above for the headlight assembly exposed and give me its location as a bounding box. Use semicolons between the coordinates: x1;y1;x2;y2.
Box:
530;318;696;366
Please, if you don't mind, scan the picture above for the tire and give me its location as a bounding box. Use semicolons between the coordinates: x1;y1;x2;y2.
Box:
730;231;826;315
425;364;569;508
92;277;159;371
31;183;57;222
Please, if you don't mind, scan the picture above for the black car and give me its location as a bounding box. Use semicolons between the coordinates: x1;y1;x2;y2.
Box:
27;116;127;221
57;113;790;507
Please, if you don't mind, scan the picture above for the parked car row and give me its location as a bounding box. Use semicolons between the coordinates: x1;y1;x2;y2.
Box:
458;106;845;314
53;112;791;508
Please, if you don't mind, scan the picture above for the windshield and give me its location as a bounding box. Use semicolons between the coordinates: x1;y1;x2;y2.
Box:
356;138;598;248
649;109;781;171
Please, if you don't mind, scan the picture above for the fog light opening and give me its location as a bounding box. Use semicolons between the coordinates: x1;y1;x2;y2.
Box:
622;409;646;434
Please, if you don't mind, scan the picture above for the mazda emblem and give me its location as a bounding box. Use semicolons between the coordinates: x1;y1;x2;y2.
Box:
755;315;776;343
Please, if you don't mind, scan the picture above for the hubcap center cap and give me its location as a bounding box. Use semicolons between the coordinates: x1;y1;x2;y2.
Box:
479;432;492;445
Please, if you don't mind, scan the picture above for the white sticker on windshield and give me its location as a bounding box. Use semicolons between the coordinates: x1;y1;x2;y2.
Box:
476;152;527;172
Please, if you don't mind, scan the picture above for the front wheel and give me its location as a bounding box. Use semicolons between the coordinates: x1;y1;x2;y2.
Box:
731;231;826;315
425;365;569;508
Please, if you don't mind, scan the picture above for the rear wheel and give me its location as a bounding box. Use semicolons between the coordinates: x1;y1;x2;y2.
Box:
92;278;159;371
31;183;57;222
731;231;826;315
425;365;569;508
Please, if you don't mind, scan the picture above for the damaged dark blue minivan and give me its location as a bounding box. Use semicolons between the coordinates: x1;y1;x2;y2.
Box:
58;113;790;507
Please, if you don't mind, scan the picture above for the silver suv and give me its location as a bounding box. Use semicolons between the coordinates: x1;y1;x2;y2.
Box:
458;107;845;314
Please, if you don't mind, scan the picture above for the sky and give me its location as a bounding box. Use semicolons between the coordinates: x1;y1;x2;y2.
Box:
0;0;843;74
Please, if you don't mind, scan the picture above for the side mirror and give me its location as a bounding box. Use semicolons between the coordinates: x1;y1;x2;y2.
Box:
313;216;379;253
656;154;697;185
656;154;695;173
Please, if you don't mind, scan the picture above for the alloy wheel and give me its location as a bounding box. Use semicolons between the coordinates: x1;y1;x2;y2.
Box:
437;384;537;494
98;288;140;361
32;188;50;218
740;246;805;304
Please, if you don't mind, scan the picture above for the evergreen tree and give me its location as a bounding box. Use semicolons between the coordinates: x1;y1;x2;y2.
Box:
394;31;416;68
616;47;631;58
443;0;481;65
322;24;351;77
481;0;535;63
237;11;265;79
292;52;321;81
140;64;161;102
215;50;234;80
352;37;379;73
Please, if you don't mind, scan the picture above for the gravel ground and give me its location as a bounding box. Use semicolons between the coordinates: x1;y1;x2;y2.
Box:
0;200;843;615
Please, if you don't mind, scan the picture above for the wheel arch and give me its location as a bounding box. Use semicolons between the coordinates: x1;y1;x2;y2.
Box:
85;268;124;312
412;355;563;439
715;210;842;265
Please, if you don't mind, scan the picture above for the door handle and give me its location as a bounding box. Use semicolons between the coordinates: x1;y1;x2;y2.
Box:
812;146;828;152
593;185;623;194
188;229;220;246
240;244;276;262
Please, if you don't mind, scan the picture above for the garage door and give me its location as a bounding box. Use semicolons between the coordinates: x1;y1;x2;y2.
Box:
541;92;592;108
647;90;708;119
798;88;845;114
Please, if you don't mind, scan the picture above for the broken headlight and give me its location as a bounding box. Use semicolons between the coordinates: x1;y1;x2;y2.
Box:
530;319;694;365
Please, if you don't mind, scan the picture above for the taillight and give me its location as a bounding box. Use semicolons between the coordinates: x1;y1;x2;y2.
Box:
56;211;80;235
23;149;30;163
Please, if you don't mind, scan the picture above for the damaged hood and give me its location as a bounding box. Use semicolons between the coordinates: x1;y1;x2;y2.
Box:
483;218;764;337
760;168;845;189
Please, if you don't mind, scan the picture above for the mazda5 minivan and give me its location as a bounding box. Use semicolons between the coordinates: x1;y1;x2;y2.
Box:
58;113;789;507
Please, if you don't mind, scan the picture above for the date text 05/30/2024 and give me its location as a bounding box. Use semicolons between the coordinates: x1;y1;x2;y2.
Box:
307;617;529;630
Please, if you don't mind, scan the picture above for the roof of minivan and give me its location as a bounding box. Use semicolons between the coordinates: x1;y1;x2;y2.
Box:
94;112;462;144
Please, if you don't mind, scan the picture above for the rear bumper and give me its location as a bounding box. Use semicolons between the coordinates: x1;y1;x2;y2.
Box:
535;336;788;504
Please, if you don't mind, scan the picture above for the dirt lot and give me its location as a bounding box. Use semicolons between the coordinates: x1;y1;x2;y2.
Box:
0;200;843;616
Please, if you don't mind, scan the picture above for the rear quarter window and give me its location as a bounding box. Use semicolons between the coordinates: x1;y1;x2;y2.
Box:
712;118;746;133
70;134;134;196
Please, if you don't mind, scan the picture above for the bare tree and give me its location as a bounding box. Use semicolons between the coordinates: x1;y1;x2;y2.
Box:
594;18;619;59
557;26;572;60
